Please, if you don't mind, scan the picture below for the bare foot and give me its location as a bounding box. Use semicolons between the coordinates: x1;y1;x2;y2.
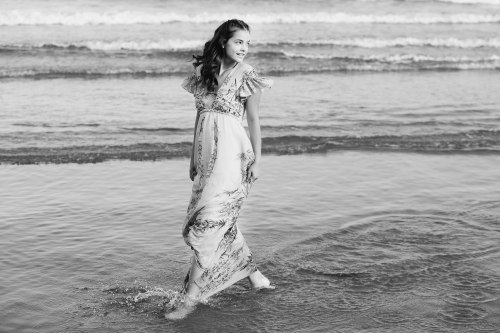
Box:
248;270;275;290
165;294;198;320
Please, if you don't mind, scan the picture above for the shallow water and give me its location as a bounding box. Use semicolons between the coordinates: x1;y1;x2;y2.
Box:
1;152;499;332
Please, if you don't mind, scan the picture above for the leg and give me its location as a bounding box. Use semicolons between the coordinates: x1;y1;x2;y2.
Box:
185;258;203;298
165;260;204;320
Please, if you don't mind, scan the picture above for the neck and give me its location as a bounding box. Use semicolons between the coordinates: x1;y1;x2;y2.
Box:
220;58;237;73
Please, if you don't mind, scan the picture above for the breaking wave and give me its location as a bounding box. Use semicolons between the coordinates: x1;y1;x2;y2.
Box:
283;53;500;62
2;11;500;26
288;37;500;49
3;37;500;52
0;68;185;79
437;0;500;5
1;53;499;79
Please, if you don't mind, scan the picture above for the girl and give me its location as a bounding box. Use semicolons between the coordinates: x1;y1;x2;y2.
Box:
166;19;274;320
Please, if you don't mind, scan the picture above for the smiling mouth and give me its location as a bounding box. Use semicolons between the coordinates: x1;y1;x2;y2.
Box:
236;53;246;57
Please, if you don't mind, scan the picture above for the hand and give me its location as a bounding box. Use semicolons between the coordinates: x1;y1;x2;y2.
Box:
247;162;259;183
189;159;197;181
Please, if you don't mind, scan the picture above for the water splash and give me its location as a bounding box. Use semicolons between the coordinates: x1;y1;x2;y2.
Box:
99;285;184;317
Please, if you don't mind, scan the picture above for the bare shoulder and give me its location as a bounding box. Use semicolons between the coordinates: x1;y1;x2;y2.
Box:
195;64;202;76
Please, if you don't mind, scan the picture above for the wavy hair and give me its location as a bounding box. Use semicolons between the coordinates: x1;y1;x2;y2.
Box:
192;19;250;92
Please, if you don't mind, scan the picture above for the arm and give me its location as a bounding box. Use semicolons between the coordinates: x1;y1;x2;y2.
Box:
245;89;262;182
189;111;200;181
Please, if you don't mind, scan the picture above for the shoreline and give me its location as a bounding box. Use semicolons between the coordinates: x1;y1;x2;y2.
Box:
3;148;500;165
2;132;500;165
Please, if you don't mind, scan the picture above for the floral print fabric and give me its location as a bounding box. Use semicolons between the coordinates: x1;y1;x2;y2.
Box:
180;62;272;299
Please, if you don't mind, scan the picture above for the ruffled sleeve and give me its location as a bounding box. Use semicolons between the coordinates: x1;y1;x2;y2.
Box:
239;69;273;101
181;70;198;95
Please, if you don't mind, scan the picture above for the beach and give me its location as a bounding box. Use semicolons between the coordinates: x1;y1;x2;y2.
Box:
1;0;500;331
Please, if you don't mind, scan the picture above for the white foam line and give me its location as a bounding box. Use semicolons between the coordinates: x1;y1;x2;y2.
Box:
282;52;500;63
279;37;500;48
1;11;500;25
437;0;500;5
3;37;500;51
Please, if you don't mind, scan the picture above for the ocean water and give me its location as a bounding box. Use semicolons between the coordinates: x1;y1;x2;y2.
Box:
1;0;500;162
1;0;500;331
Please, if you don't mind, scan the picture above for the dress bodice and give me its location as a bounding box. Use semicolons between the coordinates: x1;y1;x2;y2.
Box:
182;62;273;118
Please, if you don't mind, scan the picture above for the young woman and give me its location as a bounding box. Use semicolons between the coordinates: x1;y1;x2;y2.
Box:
165;19;274;320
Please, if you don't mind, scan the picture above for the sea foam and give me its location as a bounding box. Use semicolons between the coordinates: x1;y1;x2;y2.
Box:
282;52;500;63
3;37;500;53
1;11;500;25
438;0;500;5
297;37;500;49
1;54;499;79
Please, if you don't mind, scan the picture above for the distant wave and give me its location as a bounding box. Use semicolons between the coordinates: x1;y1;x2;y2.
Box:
284;37;500;49
282;52;500;62
12;123;190;132
122;127;190;133
280;52;500;68
0;68;186;79
13;122;100;128
2;131;499;164
31;40;206;52
0;41;209;52
2;53;499;79
4;37;500;52
1;11;500;26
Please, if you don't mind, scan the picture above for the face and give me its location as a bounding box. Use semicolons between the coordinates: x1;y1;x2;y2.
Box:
223;29;251;63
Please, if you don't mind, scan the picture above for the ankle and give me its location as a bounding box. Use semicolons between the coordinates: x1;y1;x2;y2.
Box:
183;293;199;306
249;270;262;279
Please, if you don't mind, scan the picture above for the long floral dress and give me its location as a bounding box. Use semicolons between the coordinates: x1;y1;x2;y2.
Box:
180;62;272;300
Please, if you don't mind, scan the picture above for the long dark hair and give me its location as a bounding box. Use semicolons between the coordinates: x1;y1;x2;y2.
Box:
192;19;250;92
